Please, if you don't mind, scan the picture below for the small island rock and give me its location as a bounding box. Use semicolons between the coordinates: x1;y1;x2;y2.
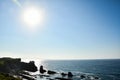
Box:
68;72;73;77
47;70;57;74
39;65;46;74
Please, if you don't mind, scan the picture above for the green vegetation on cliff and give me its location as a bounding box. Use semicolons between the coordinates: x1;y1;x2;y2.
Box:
0;73;21;80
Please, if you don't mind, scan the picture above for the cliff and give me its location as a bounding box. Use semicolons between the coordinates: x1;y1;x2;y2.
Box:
0;57;38;74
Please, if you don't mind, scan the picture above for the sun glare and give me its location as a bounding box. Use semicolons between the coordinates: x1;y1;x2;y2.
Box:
21;6;44;29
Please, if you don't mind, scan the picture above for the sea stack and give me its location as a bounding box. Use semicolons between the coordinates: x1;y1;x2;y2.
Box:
68;72;73;77
39;65;46;74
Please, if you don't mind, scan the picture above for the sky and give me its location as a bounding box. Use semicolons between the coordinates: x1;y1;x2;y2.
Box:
0;0;120;60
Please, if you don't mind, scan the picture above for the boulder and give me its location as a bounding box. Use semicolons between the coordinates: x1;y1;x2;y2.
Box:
68;72;73;77
47;70;56;74
80;75;86;79
61;73;67;77
94;76;99;79
39;65;46;74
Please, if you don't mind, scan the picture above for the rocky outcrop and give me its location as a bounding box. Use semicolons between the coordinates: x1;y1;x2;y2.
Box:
0;57;21;73
80;74;86;79
0;57;38;74
19;73;35;80
47;70;57;74
39;65;46;74
68;72;73;77
21;61;37;72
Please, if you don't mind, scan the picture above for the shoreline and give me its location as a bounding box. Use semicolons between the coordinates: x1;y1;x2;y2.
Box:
0;57;102;80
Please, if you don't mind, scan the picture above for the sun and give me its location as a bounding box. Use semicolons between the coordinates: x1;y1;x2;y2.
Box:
21;6;44;29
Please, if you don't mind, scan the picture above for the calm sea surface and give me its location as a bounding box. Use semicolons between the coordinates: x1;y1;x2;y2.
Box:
37;59;120;80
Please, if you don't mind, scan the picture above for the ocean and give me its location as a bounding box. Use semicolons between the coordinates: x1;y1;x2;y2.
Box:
28;59;120;80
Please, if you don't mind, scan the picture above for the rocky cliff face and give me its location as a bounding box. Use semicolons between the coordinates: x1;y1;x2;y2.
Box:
0;57;38;74
20;61;38;72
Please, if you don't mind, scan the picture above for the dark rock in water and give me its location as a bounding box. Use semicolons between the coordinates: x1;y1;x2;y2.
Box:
47;70;56;74
94;76;99;79
55;77;72;80
80;75;86;79
68;72;73;77
61;73;67;77
39;65;46;74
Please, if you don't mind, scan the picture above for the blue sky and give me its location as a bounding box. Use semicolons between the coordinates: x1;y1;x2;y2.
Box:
0;0;120;59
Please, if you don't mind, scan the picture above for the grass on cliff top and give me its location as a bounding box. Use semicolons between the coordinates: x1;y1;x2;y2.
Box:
0;73;21;80
0;61;4;65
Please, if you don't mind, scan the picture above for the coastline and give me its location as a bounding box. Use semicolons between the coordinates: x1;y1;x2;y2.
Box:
1;57;120;80
0;57;102;80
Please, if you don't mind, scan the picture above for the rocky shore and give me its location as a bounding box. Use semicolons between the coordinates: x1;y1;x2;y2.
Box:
0;57;101;80
0;57;37;80
37;65;100;80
